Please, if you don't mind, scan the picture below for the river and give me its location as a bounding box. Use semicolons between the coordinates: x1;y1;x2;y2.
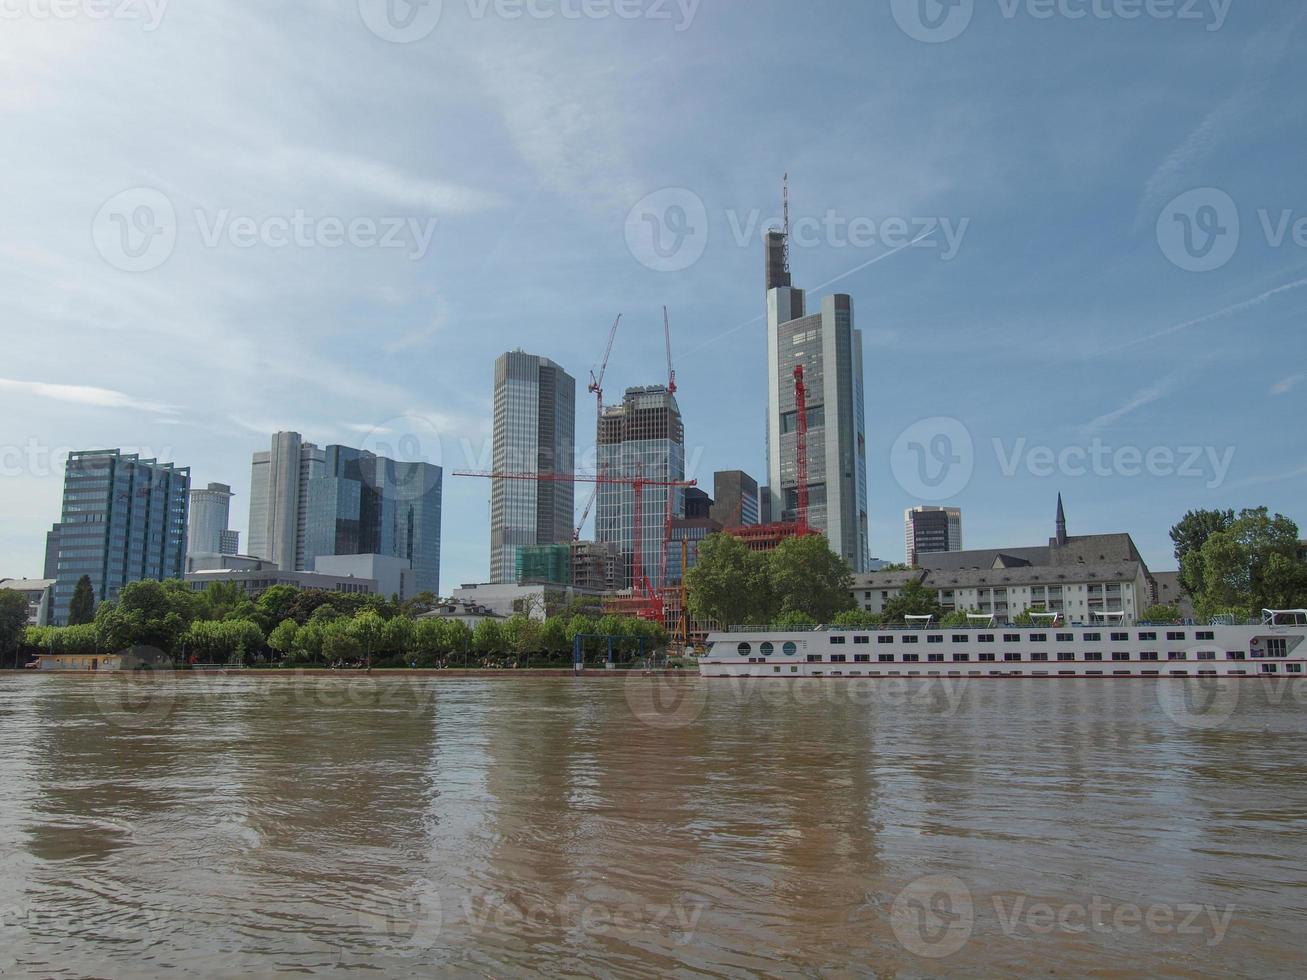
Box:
1;673;1304;977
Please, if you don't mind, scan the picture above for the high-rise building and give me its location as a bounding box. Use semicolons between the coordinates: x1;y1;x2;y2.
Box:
50;450;190;624
219;529;240;555
905;505;963;566
765;226;870;571
489;351;576;584
595;385;685;590
304;444;443;595
187;482;236;556
709;470;760;528
248;431;324;570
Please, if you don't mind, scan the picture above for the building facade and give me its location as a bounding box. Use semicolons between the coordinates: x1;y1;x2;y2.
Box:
710;470;760;528
595;385;685;590
50;450;190;624
248;431;324;571
490;351;576;584
905;505;963;566
187;482;236;556
0;578;54;626
765;229;870;571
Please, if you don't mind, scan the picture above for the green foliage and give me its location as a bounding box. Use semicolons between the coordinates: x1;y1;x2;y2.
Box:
772;610;817;630
831;608;883;629
881;579;944;625
767;535;855;621
1139;604;1183;623
0;590;31;663
1170;509;1235;597
68;575;96;625
26;623;100;654
1186;508;1306;619
267;619;299;656
685;533;771;627
938;610;973;628
182;619;265;665
472;618;504;654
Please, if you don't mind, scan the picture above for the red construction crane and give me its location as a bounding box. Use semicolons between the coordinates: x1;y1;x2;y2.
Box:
587;314;621;417
455;469;696;623
663;306;676;395
793;363;809;534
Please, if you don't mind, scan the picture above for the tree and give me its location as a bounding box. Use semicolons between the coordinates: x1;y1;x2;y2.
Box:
1139;604;1182;623
268;619;300;660
685;533;771;627
502;615;541;660
1188;508;1305;619
768;535;854;621
540;616;569;656
1171;509;1235;597
68;575;96;625
380;616;415;660
881;579;944;624
772;610;818;630
0;590;30;667
831;608;882;629
938;610;973;628
472;619;504;656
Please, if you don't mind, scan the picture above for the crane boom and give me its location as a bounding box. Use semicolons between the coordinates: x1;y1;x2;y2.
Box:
587;314;622;411
663;306;676;395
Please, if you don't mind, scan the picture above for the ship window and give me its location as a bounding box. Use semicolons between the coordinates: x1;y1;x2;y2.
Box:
928;653;944;662
978;634;994;643
1112;652;1130;662
774;665;781;673
1004;653;1021;662
1138;632;1157;641
952;635;969;643
830;636;846;645
1197;651;1216;660
1260;664;1278;673
902;635;919;644
1085;652;1103;661
927;635;944;643
1031;652;1049;662
903;654;920;663
1140;652;1159;661
878;654;894;663
783;642;797;656
1004;633;1021;642
1057;633;1074;642
1289;664;1303;673
979;653;996;662
1057;652;1075;662
879;635;894;644
1111;632;1129;642
737;643;751;656
830;654;847;663
806;655;822;663
854;654;870;663
1029;634;1047;642
1085;633;1102;641
1167;632;1187;641
854;635;870;644
760;642;774;657
1226;651;1245;660
953;653;970;662
1196;631;1215;641
1168;651;1187;661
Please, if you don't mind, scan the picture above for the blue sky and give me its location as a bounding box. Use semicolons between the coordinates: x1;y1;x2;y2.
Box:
2;0;1305;588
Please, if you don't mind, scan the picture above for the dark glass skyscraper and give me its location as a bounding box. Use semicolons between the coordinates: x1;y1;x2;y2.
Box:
50;450;190;624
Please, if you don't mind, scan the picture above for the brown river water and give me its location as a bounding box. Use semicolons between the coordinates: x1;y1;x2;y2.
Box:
1;672;1305;978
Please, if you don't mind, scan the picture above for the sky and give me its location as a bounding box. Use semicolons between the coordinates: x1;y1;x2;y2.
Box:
2;0;1305;590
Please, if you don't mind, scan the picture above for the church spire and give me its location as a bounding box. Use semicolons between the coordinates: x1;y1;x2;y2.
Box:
1055;493;1068;547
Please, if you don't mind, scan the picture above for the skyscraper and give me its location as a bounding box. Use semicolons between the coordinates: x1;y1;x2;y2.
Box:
765;226;870;571
709;470;760;528
905;505;963;566
595;385;685;590
50;450;190;624
187;482;236;556
489;351;576;584
248;431;324;570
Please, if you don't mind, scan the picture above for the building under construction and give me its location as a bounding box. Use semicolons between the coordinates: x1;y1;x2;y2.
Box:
514;540;618;592
595;385;685;590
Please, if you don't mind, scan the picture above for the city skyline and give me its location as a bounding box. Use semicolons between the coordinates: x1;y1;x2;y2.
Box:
2;4;1306;591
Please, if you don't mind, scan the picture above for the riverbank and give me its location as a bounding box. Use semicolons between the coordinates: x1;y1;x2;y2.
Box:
8;667;696;678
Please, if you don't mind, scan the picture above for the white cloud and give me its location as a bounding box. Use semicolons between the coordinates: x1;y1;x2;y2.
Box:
1270;374;1304;396
0;378;177;415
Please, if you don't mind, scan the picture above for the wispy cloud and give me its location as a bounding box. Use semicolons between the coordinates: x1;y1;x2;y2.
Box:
1082;376;1179;434
1270;374;1304;396
0;378;177;415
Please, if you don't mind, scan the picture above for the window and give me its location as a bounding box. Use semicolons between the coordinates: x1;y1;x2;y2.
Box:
1197;651;1216;661
854;654;870;663
928;653;945;663
1057;652;1075;662
737;643;751;656
1267;638;1289;657
1031;652;1049;662
1056;633;1074;642
854;635;870;645
952;653;970;662
952;635;969;643
830;636;846;645
782;642;797;656
830;654;847;663
1168;651;1187;661
927;635;944;644
1111;632;1128;642
1289;664;1304;674
1227;651;1245;660
1196;631;1215;641
878;654;894;663
807;654;822;663
903;654;920;663
760;642;773;657
979;653;996;662
902;635;919;644
1140;652;1159;661
1085;652;1103;661
1004;652;1021;662
1112;652;1129;662
1085;633;1101;642
1029;634;1047;642
1138;632;1157;641
978;634;995;643
1167;632;1187;641
1004;633;1021;642
879;635;894;644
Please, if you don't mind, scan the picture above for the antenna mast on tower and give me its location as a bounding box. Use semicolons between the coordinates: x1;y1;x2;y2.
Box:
782;172;791;275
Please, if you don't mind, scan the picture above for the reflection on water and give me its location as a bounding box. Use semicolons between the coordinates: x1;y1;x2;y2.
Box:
1;674;1305;977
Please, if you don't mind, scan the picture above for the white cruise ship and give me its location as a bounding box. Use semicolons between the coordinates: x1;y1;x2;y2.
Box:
699;611;1307;679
